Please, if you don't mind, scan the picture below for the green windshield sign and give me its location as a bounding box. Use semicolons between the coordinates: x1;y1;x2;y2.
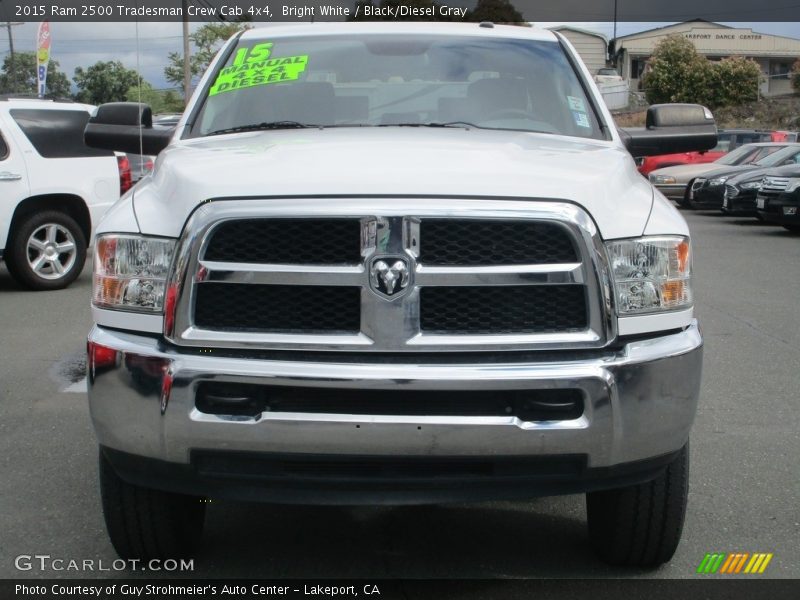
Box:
209;43;309;96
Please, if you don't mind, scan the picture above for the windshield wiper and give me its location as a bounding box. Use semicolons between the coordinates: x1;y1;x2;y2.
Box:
378;122;479;129
207;121;317;136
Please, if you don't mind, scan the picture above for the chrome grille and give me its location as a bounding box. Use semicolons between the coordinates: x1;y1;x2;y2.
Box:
194;283;361;333
204;218;361;264
169;199;613;352
419;220;577;265
761;177;789;193
420;285;587;334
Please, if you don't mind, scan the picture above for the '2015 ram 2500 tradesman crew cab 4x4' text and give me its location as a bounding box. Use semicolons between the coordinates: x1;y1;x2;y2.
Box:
84;23;714;567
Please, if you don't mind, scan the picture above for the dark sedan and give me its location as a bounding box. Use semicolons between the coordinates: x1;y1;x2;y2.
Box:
755;164;800;232
722;170;773;216
689;143;800;209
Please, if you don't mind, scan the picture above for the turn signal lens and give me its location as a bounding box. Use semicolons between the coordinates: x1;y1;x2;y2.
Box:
605;236;692;315
93;234;176;312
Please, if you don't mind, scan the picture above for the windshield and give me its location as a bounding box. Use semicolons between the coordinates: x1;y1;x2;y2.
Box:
715;144;762;165
754;144;800;167
192;34;604;140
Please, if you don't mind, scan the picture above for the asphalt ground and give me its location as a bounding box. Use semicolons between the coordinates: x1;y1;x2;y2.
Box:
0;208;798;582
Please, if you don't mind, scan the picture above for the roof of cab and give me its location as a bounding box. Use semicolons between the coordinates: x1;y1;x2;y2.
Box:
239;22;558;43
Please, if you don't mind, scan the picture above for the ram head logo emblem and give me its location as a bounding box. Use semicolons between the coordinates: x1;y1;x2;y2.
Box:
369;257;410;299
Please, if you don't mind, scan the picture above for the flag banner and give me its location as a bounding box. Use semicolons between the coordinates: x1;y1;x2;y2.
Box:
35;20;51;98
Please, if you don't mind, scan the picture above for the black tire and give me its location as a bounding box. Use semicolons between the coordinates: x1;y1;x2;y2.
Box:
782;224;800;233
5;210;87;290
99;450;206;561
586;443;689;567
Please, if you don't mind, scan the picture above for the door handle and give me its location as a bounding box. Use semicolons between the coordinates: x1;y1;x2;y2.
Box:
0;171;21;181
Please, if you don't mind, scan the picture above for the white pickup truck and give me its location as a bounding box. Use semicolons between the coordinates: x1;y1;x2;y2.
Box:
84;23;714;567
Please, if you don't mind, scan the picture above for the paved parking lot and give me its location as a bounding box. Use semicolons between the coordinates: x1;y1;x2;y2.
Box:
0;209;798;580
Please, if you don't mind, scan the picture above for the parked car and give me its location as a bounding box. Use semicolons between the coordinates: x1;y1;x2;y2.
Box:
84;23;713;567
153;113;181;128
636;129;790;176
594;68;623;84
688;143;800;209
649;142;788;202
126;153;154;183
755;164;800;232
0;98;130;289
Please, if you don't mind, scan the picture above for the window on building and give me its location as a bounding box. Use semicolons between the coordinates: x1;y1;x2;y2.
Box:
630;58;647;79
769;61;791;80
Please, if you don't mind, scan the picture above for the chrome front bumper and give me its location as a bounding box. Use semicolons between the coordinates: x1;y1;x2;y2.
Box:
89;322;702;478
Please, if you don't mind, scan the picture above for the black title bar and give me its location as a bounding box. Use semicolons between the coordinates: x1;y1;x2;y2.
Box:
2;0;800;22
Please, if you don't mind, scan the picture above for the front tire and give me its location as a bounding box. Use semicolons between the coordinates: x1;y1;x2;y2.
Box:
586;443;689;567
5;210;87;290
99;450;206;560
782;224;800;233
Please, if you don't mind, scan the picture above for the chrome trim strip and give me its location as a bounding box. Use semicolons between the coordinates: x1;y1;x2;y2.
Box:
165;199;617;352
200;261;365;286
416;263;584;286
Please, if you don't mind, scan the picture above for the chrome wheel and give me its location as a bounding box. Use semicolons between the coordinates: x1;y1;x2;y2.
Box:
26;223;77;280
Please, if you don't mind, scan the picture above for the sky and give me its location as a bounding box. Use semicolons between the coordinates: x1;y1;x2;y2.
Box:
1;21;799;92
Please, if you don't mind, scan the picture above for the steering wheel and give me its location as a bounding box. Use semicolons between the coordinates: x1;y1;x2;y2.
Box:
484;108;533;121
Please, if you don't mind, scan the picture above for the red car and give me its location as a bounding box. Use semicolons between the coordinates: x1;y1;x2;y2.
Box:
636;129;796;176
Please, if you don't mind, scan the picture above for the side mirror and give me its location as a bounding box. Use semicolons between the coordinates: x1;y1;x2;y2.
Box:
619;104;717;157
85;102;174;155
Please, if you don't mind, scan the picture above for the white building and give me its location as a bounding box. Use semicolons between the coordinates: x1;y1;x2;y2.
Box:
613;20;800;97
548;26;609;75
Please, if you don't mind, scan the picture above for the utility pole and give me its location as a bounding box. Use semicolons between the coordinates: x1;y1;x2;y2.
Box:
3;22;24;72
181;0;191;105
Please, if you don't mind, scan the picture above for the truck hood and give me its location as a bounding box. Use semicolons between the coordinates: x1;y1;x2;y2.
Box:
131;128;653;240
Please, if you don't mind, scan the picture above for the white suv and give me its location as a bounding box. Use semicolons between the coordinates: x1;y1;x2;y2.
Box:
0;98;128;290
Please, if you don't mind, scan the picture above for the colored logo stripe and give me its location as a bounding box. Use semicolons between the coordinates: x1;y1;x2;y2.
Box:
697;553;773;574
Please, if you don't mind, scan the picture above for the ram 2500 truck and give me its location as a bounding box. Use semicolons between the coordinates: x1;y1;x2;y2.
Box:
84;23;714;567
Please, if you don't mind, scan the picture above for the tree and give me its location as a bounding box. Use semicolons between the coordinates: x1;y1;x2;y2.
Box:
0;52;71;98
164;22;249;90
125;81;184;114
466;0;524;23
74;61;141;105
642;35;713;106
643;35;762;109
709;56;761;108
792;59;800;94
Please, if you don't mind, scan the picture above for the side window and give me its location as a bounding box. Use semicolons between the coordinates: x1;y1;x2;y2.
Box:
0;130;8;160
9;109;113;158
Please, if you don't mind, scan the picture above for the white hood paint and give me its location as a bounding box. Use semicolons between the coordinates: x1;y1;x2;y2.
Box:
129;128;654;240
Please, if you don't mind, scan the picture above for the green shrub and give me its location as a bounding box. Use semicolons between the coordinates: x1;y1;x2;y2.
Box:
643;35;763;109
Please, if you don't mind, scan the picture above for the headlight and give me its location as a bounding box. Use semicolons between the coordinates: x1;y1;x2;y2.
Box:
786;178;800;193
708;177;728;186
93;235;176;312
650;174;677;185
605;236;692;315
739;180;761;190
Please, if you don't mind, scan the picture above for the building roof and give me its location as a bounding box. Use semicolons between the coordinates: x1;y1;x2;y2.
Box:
547;26;608;43
614;19;731;41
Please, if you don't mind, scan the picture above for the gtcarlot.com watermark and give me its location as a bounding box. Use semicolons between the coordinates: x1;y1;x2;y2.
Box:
14;554;194;572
